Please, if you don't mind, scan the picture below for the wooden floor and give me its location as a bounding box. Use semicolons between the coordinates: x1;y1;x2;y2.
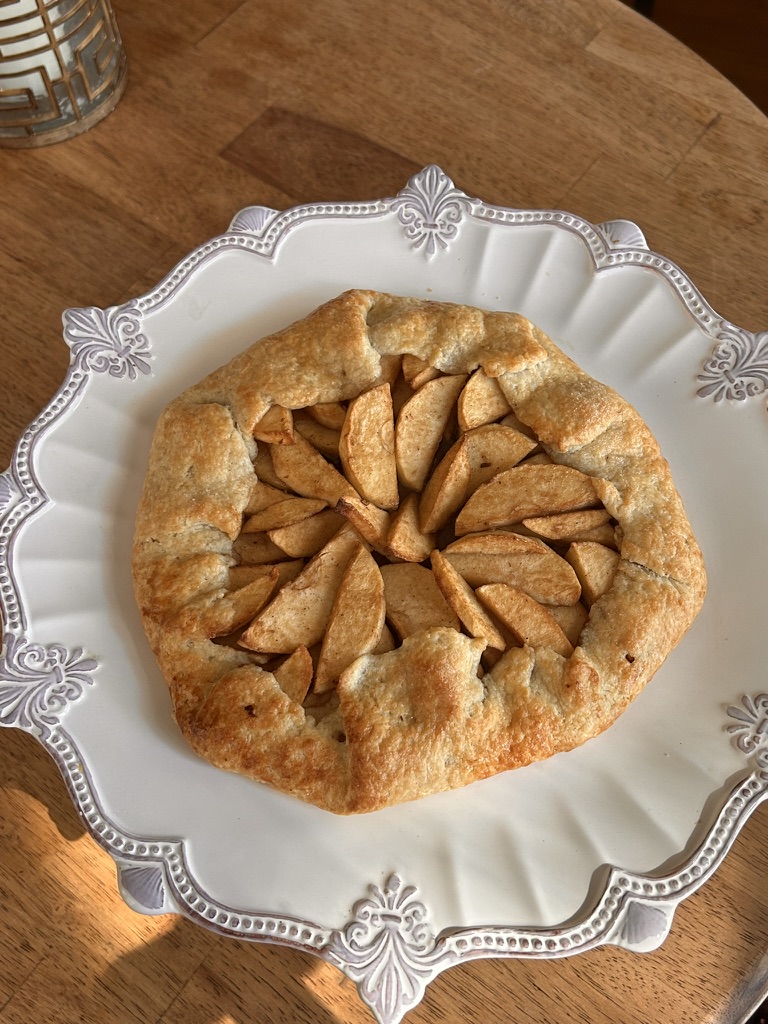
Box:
633;0;768;114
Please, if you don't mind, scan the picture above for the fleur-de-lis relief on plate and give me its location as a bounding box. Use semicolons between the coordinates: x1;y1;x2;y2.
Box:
726;693;768;756
391;165;474;258
63;303;152;380
0;633;98;736
697;325;768;403
326;875;448;1024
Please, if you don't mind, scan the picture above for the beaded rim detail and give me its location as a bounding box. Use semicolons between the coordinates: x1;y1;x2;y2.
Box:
1;166;766;1024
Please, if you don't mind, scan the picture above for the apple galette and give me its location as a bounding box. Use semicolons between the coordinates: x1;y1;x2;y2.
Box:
132;290;706;813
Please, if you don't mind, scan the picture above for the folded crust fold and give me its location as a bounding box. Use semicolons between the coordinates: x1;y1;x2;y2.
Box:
132;290;706;813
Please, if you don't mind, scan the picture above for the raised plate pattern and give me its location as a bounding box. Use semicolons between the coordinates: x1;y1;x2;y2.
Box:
1;167;767;1024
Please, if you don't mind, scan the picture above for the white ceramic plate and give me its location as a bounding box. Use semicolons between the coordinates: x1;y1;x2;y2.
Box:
2;167;767;1024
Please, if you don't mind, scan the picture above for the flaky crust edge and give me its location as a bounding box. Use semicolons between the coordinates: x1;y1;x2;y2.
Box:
132;289;707;813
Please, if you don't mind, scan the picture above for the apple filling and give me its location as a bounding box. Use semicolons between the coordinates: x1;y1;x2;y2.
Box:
220;361;621;712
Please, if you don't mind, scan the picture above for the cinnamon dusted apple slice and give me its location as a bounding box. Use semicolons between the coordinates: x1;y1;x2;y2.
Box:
464;423;538;493
270;429;358;506
245;479;292;515
307;401;347;430
253;404;294;445
394;373;467;491
431;550;506;650
572;523;617;548
548;602;590;647
293;410;341;459
267;509;346;557
376;353;403;387
457;367;512;430
455;463;601;535
178;566;280;637
476;583;574;658
339;383;399;510
522;508;614;546
228;560;304;591
385;493;435;563
419;436;470;533
417;423;537;536
380;563;460;640
273;645;313;703
314;545;386;693
233;532;292;565
239;525;360;652
373;623;397;654
253;444;289;490
242;496;327;533
335;495;390;551
402;353;441;389
444;532;581;605
566;541;621;607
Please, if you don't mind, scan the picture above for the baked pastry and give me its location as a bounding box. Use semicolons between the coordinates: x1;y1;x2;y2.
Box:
132;290;707;813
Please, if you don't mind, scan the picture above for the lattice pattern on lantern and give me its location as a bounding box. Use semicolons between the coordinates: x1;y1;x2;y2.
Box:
0;0;126;146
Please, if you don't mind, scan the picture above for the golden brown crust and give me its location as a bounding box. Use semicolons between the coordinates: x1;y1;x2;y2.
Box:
132;290;707;813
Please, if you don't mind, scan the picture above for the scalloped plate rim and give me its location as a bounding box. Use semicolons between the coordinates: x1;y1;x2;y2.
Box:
1;165;767;1024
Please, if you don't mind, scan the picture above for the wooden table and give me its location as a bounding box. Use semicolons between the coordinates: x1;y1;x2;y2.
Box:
1;1;767;1022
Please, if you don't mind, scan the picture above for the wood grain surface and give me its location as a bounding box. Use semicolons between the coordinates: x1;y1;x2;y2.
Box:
649;0;768;116
1;1;767;1022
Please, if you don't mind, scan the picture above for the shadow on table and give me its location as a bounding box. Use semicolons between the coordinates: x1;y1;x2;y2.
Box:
100;918;350;1024
1;726;87;842
1;728;348;1024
